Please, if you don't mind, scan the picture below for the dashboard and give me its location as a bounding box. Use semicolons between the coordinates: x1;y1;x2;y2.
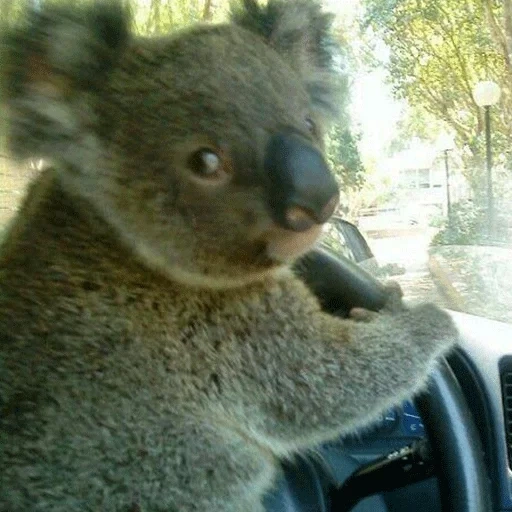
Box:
451;312;512;512
348;400;425;439
318;401;434;512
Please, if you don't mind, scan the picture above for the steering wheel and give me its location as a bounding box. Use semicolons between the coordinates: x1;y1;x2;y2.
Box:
265;249;491;512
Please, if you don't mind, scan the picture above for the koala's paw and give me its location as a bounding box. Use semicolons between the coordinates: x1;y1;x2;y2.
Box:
381;280;406;312
351;297;457;371
348;280;405;323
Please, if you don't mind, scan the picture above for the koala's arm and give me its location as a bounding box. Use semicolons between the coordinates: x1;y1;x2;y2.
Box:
226;278;457;452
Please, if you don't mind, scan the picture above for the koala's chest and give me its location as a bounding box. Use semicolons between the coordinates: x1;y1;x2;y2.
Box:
1;312;275;511
3;300;240;406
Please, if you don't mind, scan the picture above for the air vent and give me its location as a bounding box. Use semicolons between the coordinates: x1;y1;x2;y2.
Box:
501;362;512;469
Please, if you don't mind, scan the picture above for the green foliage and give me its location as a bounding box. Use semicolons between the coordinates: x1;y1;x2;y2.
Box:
0;1;26;24
324;23;367;201
364;0;498;121
431;201;486;246
386;108;445;155
431;200;508;246
326;124;366;191
129;0;230;34
362;0;512;200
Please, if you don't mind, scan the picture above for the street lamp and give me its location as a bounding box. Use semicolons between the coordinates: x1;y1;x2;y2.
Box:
473;80;501;237
437;131;455;227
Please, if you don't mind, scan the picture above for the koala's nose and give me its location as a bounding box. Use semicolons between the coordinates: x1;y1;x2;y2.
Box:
264;133;339;232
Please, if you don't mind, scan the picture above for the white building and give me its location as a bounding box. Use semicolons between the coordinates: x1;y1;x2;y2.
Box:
358;139;471;232
388;139;470;218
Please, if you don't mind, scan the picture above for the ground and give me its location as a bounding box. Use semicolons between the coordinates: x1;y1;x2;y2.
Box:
365;228;450;307
366;225;512;324
429;245;512;324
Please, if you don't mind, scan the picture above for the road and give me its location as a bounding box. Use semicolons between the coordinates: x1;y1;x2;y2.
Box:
365;228;450;307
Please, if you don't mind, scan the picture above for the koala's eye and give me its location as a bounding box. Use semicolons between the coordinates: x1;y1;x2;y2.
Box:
305;117;317;137
188;149;222;177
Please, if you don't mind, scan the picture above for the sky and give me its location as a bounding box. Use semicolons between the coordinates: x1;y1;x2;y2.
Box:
351;70;404;164
322;0;404;165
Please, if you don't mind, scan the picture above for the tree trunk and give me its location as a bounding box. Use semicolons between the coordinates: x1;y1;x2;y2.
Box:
483;0;512;74
203;0;213;21
147;0;162;34
504;0;512;71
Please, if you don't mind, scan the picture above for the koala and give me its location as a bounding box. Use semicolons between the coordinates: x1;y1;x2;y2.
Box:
0;1;458;511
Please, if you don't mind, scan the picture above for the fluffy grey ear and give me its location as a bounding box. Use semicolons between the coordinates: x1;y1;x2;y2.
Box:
1;1;129;161
231;0;344;122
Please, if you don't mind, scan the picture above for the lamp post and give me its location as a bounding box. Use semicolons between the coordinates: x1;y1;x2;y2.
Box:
437;132;455;228
473;80;501;238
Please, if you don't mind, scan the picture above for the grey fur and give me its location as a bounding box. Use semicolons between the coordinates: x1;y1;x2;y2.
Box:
0;1;458;511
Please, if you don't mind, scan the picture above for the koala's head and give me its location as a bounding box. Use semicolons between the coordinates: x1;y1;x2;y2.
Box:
1;0;343;288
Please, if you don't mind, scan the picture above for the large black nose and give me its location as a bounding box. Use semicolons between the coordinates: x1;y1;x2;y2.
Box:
264;133;339;232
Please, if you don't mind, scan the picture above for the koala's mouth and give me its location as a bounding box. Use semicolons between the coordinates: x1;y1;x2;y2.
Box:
264;224;324;262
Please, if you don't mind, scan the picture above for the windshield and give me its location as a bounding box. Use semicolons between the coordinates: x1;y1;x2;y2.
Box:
329;228;512;325
320;0;512;325
1;0;511;323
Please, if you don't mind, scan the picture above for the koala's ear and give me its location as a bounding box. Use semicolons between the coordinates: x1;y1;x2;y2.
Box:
231;0;343;123
1;1;129;161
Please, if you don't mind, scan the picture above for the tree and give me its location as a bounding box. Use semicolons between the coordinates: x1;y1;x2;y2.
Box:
130;0;231;34
326;125;365;190
323;23;368;216
0;0;16;21
362;0;512;202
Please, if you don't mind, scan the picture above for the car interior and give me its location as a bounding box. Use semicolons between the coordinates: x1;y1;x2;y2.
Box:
258;247;510;512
